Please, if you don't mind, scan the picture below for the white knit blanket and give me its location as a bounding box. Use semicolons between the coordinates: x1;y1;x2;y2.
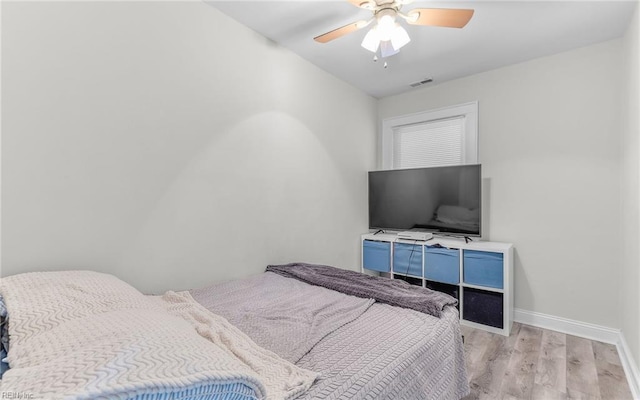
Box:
0;271;317;399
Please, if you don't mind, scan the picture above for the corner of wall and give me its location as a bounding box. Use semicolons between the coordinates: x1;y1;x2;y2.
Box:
618;331;640;400
620;0;640;388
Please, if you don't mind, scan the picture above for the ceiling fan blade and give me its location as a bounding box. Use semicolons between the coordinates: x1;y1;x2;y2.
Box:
314;20;369;43
347;0;376;9
406;8;474;28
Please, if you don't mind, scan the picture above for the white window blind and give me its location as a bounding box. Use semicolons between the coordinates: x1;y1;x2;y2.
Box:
392;116;465;169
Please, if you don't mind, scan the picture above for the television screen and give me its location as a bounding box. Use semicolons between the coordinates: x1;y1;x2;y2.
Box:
368;164;481;236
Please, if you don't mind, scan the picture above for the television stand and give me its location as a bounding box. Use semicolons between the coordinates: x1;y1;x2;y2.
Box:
360;232;514;336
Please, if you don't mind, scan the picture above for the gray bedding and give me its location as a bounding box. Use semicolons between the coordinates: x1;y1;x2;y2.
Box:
190;272;374;363
298;303;468;400
191;271;469;400
266;263;457;317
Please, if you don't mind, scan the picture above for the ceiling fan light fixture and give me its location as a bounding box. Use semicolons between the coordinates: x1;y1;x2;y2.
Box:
390;24;410;50
380;40;400;58
361;27;380;53
376;12;397;41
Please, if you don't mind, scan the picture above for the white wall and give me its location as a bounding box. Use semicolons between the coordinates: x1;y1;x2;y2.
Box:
0;2;377;293
379;40;623;329
621;2;640;374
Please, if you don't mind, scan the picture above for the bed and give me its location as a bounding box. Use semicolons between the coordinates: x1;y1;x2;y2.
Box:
0;264;469;399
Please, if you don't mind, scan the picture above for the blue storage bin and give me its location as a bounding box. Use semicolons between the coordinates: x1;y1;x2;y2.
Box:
463;250;504;289
425;246;460;284
363;240;391;272
393;242;423;277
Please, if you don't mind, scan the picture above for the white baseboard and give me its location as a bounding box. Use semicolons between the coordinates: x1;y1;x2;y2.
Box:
514;308;640;399
514;308;620;343
618;332;640;400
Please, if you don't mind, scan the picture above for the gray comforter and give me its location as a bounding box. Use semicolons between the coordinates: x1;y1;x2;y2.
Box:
191;271;469;400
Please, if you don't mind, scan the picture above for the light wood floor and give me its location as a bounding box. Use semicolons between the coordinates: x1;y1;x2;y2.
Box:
461;322;633;400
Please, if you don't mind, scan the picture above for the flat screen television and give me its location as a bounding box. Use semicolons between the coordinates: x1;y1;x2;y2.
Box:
368;164;481;236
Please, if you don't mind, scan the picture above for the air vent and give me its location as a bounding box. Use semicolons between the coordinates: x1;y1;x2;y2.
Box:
410;78;433;88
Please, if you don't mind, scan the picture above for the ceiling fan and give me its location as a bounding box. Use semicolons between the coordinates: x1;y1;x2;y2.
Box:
314;0;474;59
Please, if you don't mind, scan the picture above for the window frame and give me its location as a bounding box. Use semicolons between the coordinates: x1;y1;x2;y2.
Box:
381;101;479;169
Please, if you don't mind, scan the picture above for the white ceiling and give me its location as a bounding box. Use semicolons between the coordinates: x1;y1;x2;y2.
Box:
207;1;637;98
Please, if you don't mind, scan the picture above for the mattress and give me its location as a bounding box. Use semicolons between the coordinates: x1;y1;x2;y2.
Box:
191;272;470;400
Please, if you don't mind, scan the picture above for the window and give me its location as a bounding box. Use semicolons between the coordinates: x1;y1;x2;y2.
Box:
381;102;478;169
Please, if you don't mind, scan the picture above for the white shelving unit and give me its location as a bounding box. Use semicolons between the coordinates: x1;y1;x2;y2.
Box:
361;232;514;336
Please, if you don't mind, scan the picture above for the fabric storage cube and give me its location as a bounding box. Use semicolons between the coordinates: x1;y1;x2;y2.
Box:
363;240;391;272
393;242;423;277
463;250;504;289
462;287;503;329
424;246;460;284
